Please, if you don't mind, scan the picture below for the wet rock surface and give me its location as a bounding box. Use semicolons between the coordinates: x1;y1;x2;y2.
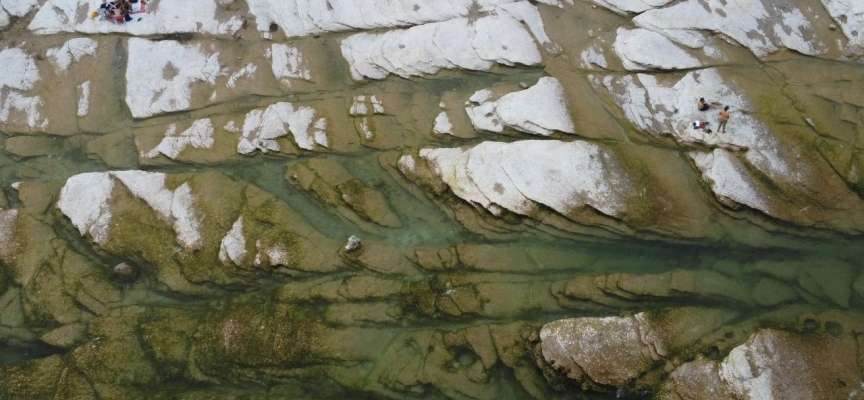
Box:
0;0;863;398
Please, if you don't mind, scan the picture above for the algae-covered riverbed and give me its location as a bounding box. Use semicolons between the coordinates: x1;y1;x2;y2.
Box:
1;0;864;399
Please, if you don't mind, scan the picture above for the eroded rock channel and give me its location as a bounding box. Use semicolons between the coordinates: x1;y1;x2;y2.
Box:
1;0;863;398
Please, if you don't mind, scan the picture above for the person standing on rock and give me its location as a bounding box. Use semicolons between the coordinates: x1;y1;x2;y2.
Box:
718;106;730;133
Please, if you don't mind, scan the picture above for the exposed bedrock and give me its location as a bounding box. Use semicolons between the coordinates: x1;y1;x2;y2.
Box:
597;67;864;233
55;170;341;292
398;139;722;238
539;309;864;398
287;158;402;228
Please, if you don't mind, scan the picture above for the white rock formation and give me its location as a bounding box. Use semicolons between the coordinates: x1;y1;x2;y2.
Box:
46;38;98;72
77;81;90;117
125;39;223;118
340;13;542;80
219;217;247;266
466;77;575;136
247;0;569;37
433;112;454;135
0;0;38;30
716;330;862;399
634;0;825;57
587;0;674;14
613;28;701;71
690;150;770;213
403;140;632;218
29;0;243;35
58;171;203;249
349;95;385;116
237;102;329;154
269;44;311;86
0;48;46;129
226;63;257;89
822;0;864;49
143;119;216;159
580;45;608;69
600;69;790;181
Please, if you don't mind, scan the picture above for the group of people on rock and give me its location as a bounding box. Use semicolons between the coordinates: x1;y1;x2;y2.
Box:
93;0;146;23
696;98;730;134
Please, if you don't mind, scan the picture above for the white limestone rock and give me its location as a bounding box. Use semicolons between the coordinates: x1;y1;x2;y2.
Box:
349;95;385;116
125;38;223;119
600;69;789;181
466;77;575;136
690;150;770;213
0;47;46;130
0;0;37;29
269;44;311;86
226;63;258;89
407;140;632;219
634;0;826;57
580;45;608;69
717;330;863;400
29;0;243;35
143;119;216;160
57;171;203;249
1;0;38;17
46;38;98;72
540;308;737;387
587;0;674;14
340;13;542;80
248;0;568;37
433;112;454;135
219;217;247;266
821;0;864;49
237;102;328;154
76;81;90;117
613;28;701;71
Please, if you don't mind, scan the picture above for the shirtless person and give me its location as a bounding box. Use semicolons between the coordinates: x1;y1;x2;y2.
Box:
697;98;709;111
718;106;730;133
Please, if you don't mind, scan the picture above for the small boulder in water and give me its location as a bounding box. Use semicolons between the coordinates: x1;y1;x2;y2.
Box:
113;262;138;282
345;236;361;252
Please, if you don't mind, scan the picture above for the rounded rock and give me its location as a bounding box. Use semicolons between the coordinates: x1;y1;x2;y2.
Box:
112;262;138;283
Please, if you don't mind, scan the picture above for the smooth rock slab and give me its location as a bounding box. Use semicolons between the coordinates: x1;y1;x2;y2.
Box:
634;0;826;57
237;102;329;153
0;48;46;130
125;38;223;119
341;13;542;80
613;28;702;71
821;0;864;50
28;0;243;35
248;0;568;37
57;171;202;248
403;140;632;219
662;329;864;399
466;77;575;136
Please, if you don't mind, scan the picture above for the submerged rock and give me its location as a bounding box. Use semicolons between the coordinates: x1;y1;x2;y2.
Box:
112;263;138;283
345;235;361;252
288;158;401;228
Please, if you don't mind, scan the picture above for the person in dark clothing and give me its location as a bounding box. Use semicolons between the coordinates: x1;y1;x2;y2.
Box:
697;97;710;112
